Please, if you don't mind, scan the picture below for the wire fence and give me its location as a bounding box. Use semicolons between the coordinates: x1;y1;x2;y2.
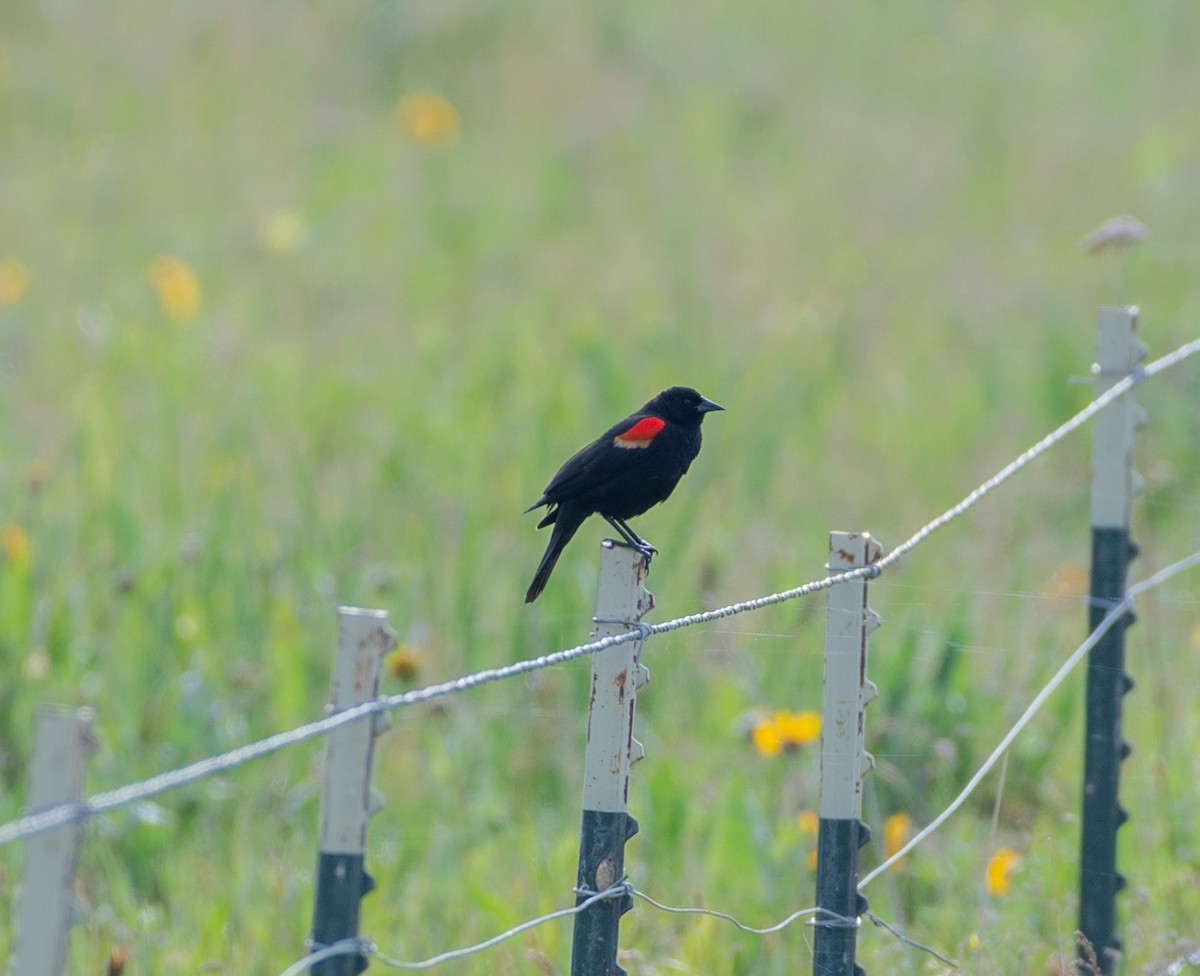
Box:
270;542;1199;976
4;335;1197;851
4;332;1200;975
278;882;956;976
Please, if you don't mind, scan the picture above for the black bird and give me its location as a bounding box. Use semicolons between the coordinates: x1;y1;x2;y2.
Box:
524;386;724;602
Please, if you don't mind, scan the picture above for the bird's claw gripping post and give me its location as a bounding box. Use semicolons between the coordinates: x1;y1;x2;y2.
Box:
637;543;656;575
603;538;656;577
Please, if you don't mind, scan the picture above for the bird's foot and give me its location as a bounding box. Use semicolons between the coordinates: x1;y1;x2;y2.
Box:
639;544;655;573
608;537;657;567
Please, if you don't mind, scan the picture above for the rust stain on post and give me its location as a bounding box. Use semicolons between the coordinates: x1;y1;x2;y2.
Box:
613;668;628;704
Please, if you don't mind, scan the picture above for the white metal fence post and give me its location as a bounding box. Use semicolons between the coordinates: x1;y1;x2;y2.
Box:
1079;306;1146;974
308;607;396;976
9;707;97;976
814;532;881;976
570;541;653;976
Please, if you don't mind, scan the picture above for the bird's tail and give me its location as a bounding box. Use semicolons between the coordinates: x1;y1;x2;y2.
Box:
525;508;585;603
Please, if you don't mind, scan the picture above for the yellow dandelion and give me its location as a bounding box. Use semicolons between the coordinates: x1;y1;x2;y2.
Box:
797;809;819;835
751;718;784;756
394;91;460;148
966;933;981;951
883;812;914;859
258;209;306;254
0;256;30;304
774;709;821;747
805;849;818;872
985;846;1020;897
147;255;201;322
1;522;31;567
386;645;421;681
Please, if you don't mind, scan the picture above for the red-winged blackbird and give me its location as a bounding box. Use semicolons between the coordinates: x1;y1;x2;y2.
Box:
524;386;724;602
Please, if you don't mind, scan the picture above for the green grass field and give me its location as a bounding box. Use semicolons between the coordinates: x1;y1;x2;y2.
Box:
2;0;1199;972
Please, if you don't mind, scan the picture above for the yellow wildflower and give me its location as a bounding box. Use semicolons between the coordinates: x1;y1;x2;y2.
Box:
0;256;30;304
751;718;784;756
147;255;201;322
797;809;819;835
1;523;31;567
386;645;421;681
966;933;981;951
774;709;821;746
985;846;1020;896
394;91;460;147
751;709;821;755
805;849;818;871
883;813;913;859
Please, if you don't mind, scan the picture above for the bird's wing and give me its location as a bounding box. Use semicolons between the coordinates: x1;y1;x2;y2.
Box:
535;413;670;505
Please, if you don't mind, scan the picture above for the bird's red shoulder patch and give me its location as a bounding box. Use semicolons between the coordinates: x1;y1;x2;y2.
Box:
613;416;666;448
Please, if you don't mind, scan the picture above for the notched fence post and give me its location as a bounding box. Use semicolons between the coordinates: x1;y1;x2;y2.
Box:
308;607;396;976
1078;306;1145;975
10;706;97;976
814;532;881;976
570;541;653;976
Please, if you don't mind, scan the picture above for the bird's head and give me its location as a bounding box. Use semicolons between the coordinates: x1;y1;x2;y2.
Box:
646;386;725;427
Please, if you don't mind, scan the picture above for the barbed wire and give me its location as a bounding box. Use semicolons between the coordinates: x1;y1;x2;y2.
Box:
876;334;1200;571
0;633;670;845
0;335;1197;850
860;546;1200;888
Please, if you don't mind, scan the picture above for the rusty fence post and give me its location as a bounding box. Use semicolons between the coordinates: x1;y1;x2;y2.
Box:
814;532;880;976
1078;306;1145;974
308;607;396;976
570;541;652;976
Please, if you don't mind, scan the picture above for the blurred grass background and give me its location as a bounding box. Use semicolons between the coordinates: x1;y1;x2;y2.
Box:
1;0;1199;972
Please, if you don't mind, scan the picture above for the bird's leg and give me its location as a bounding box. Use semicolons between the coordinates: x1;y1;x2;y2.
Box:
602;515;639;546
616;519;657;556
604;516;657;561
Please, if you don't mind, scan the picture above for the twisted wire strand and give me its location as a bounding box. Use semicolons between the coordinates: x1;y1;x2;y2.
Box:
276;883;629;975
0;336;1197;849
275;885;954;975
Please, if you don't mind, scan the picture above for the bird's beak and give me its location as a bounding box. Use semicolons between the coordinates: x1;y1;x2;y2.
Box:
698;396;724;413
